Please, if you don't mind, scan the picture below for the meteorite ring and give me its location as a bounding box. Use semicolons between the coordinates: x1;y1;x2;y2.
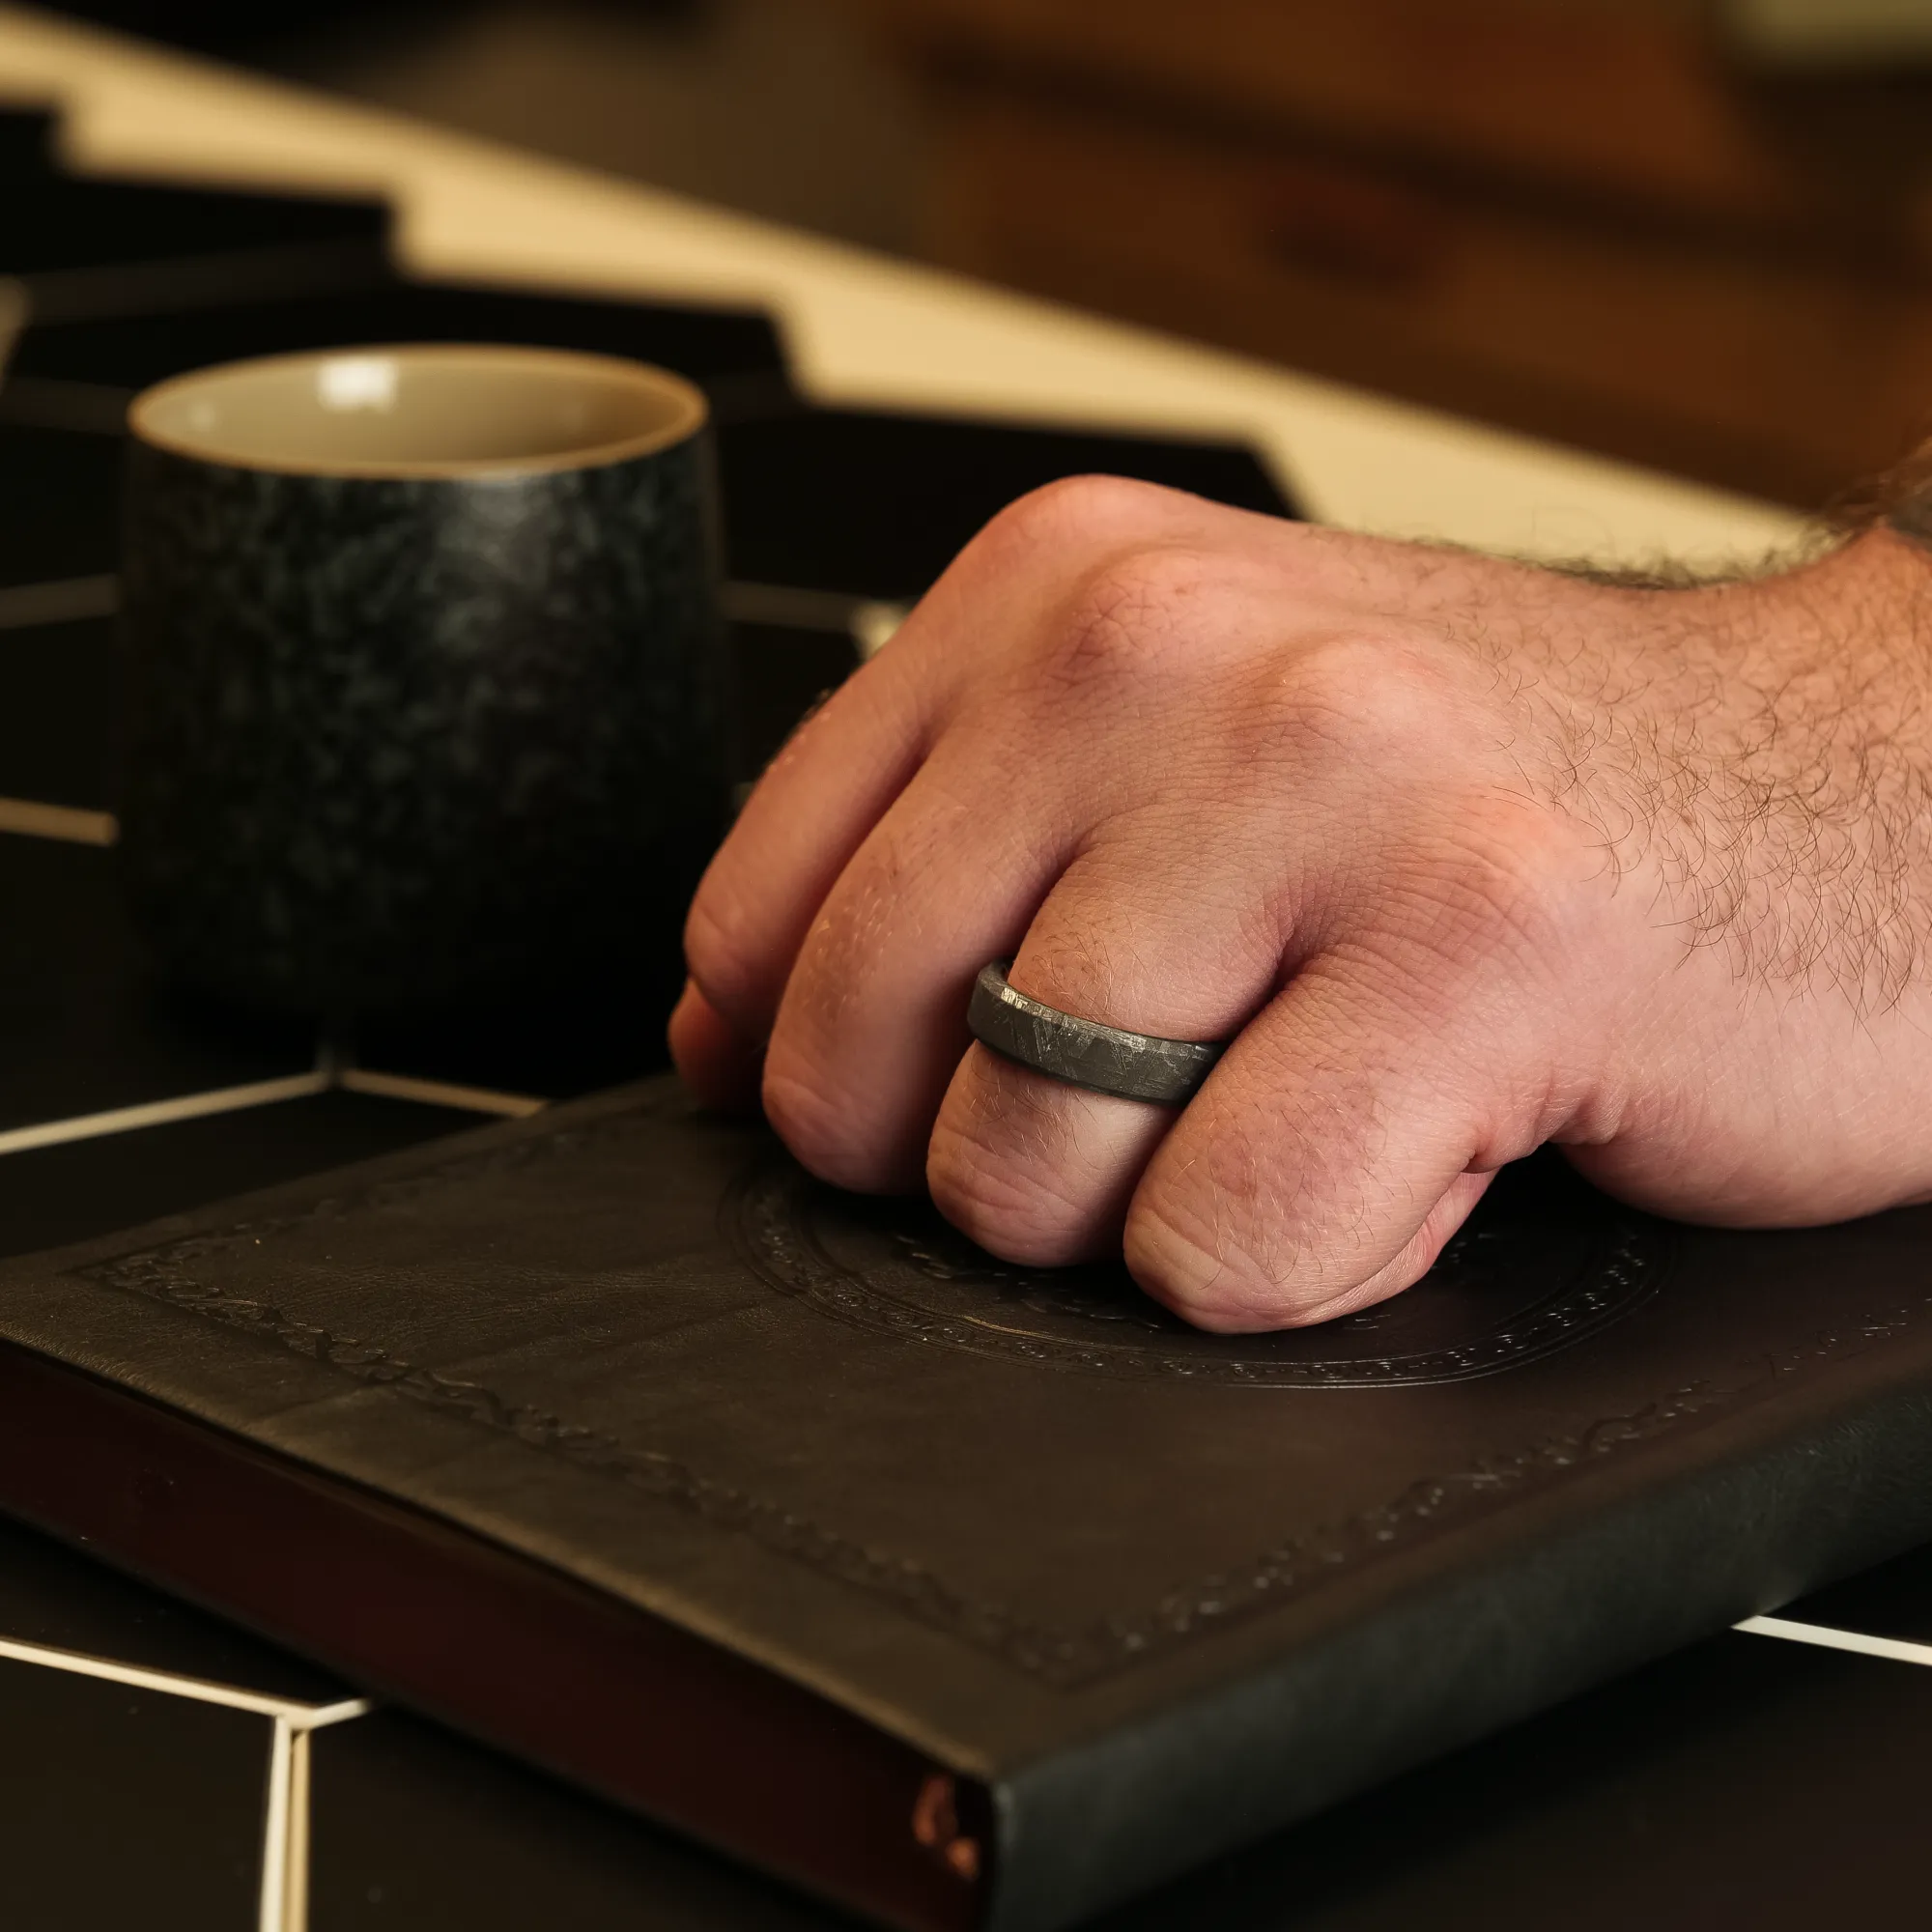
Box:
966;960;1227;1106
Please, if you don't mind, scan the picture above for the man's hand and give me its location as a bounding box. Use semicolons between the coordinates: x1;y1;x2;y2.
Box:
671;477;1932;1332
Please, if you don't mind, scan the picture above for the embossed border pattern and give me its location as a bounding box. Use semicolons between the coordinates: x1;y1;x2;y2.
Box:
70;1101;1920;1690
733;1158;1668;1387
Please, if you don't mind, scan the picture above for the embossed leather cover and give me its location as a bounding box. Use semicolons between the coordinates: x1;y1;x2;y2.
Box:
4;1077;1932;1931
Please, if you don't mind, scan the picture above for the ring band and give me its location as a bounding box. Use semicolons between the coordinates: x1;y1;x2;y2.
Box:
966;960;1226;1106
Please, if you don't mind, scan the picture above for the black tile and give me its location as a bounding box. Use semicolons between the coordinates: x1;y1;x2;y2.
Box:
304;1629;1932;1932
732;619;859;781
718;407;1298;600
0;1512;348;1708
0;614;115;810
309;1709;837;1932
0;424;121;588
0;1653;266;1932
0;1089;484;1261
1772;1538;1932;1647
0;110;55;181
12;276;789;409
1101;1633;1932;1932
0;836;311;1131
0;169;388;278
351;988;674;1105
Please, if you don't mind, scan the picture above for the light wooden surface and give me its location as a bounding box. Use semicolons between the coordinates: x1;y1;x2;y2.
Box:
0;2;1804;568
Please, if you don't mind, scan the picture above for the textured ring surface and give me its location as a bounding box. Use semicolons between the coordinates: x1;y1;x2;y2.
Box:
966;960;1226;1106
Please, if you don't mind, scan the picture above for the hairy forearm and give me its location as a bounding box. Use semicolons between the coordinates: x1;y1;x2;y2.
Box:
1547;532;1932;1002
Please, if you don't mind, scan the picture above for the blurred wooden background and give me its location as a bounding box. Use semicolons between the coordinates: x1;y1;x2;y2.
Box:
59;0;1932;508
822;0;1932;509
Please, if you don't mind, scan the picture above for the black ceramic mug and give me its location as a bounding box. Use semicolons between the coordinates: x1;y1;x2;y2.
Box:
119;343;724;1016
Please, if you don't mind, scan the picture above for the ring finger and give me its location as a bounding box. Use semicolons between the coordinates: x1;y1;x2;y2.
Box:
926;817;1300;1264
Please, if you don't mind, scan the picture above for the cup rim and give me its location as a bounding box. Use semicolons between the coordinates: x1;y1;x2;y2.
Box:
127;342;709;480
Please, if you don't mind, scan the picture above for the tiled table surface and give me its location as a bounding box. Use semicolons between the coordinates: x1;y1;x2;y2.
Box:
0;19;1926;1932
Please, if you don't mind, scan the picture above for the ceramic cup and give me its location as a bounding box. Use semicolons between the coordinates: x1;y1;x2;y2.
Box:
119;343;724;1015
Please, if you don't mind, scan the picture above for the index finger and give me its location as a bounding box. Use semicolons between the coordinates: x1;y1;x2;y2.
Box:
683;637;931;1050
680;475;1248;1057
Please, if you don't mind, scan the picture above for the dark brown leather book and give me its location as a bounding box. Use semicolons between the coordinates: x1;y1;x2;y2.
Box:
2;1077;1932;1931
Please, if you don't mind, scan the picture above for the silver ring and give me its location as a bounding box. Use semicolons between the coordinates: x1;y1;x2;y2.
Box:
966;960;1226;1106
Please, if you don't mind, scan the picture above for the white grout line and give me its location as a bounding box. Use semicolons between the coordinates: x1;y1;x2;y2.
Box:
0;795;117;844
720;579;909;660
0;1053;545;1163
284;1724;312;1932
252;1713;340;1932
259;1718;296;1932
0;1069;331;1156
0;1632;373;1724
0;575;894;643
295;1695;380;1733
1735;1613;1932;1668
0;1622;373;1932
721;579;862;632
851;598;909;659
0;573;118;632
337;1065;546;1118
2;575;893;646
1;574;890;644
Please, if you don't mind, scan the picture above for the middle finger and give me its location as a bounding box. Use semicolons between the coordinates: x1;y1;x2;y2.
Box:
926;816;1298;1263
759;728;1077;1192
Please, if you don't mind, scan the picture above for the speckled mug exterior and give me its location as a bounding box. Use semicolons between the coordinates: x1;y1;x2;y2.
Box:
119;350;725;1015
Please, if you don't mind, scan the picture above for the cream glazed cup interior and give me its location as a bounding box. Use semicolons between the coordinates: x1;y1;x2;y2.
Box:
128;343;708;479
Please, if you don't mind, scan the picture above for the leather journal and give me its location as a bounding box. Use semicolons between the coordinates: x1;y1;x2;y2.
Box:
3;1076;1932;1930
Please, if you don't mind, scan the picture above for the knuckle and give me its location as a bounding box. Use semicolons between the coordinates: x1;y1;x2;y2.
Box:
1270;632;1462;766
1443;802;1581;947
979;473;1179;562
1191;631;1461;812
1375;796;1586;993
1039;545;1210;692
